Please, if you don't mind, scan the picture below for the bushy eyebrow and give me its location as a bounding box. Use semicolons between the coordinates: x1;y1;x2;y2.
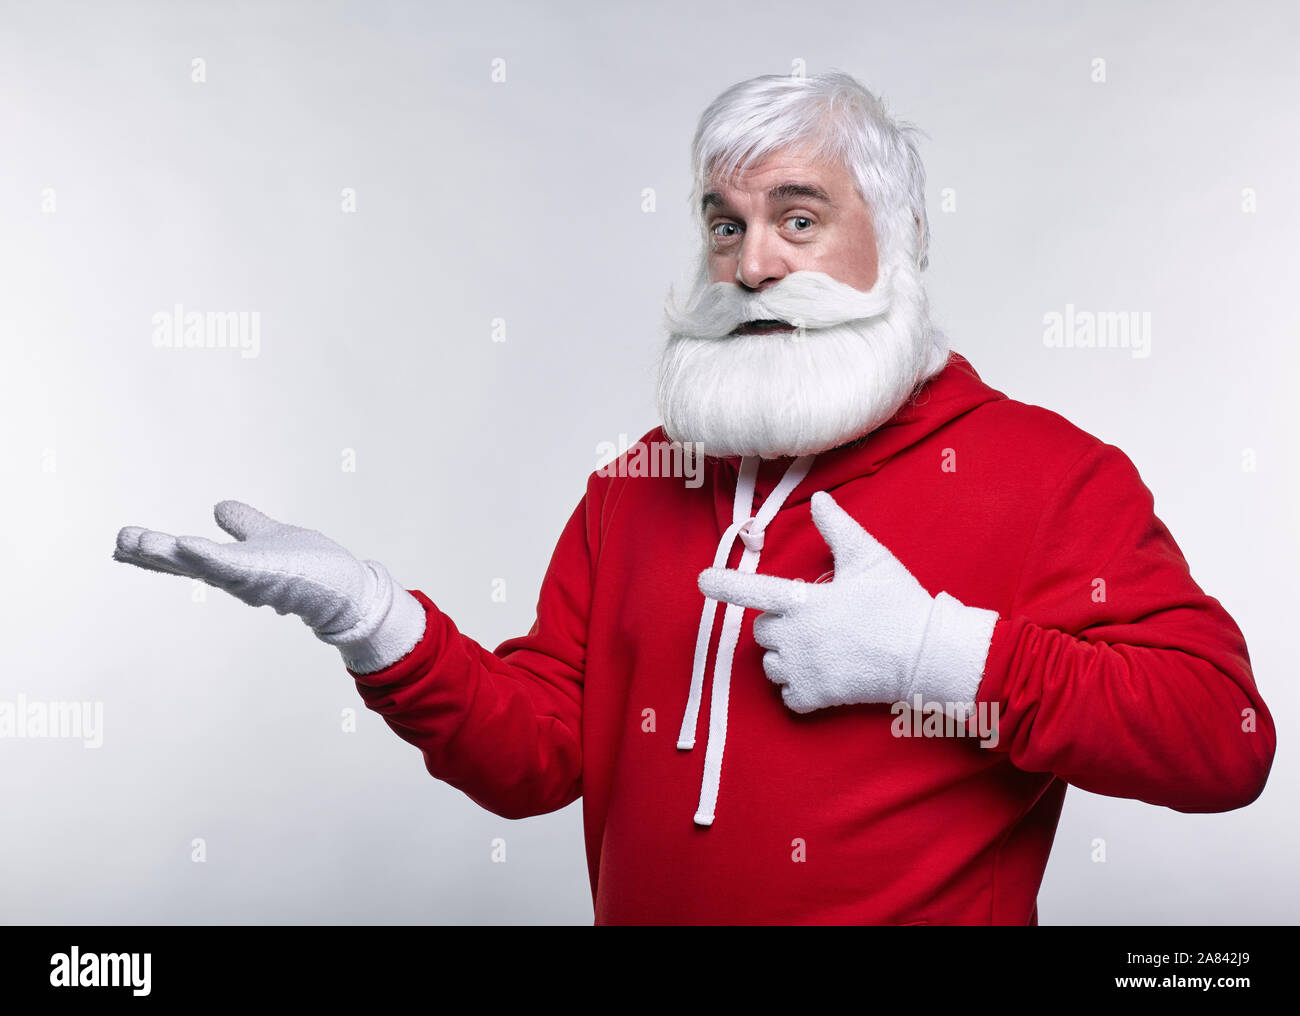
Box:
701;181;833;215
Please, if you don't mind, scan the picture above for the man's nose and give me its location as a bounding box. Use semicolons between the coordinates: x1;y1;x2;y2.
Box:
735;229;788;290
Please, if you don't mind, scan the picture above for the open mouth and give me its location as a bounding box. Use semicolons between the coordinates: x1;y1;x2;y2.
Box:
732;319;795;336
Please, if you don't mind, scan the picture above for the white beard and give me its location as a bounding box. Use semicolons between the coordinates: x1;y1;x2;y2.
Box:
656;257;949;458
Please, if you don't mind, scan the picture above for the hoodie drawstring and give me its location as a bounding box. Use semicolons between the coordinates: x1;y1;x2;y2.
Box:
678;453;816;826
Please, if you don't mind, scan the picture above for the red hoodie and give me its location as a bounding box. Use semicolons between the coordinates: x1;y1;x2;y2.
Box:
348;351;1275;925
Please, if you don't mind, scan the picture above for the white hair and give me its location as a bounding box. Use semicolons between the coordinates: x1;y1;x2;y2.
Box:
689;69;931;271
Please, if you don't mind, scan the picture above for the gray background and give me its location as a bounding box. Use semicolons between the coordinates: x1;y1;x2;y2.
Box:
1;0;1295;924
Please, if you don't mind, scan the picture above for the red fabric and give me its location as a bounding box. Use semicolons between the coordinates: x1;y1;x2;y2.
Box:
349;351;1275;924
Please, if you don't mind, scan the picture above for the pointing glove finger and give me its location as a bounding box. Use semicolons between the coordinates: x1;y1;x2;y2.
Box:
699;567;808;615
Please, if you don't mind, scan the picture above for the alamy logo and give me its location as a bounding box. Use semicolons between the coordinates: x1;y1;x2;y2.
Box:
1043;303;1151;359
890;694;1000;748
595;434;705;488
0;695;103;748
50;947;151;996
152;304;261;358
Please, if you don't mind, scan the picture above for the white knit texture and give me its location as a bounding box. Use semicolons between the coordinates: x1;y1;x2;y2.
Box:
114;500;427;674
697;490;997;715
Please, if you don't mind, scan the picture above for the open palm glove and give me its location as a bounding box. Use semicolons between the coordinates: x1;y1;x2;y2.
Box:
698;490;998;716
113;500;427;674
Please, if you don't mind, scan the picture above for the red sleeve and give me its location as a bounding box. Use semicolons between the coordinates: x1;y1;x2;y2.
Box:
346;481;600;820
974;442;1276;813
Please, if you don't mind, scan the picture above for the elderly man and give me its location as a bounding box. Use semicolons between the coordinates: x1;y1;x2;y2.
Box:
114;70;1275;925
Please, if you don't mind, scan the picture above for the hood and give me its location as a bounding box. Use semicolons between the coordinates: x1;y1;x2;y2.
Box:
674;350;1008;827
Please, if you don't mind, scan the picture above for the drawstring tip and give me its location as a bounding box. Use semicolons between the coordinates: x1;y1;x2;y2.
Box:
693;811;714;827
676;739;695;750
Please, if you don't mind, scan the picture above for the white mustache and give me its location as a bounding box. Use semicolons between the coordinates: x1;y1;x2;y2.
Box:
663;265;896;340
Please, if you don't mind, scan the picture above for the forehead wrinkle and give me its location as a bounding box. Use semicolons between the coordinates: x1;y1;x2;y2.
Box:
702;180;834;216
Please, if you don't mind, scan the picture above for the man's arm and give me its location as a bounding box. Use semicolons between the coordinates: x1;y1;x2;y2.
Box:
975;441;1276;812
348;482;599;820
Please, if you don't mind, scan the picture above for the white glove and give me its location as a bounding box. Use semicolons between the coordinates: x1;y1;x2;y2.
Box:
113;500;427;675
697;490;997;716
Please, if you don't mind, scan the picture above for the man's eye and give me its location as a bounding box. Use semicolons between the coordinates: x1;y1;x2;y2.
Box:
788;216;813;231
711;223;740;239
